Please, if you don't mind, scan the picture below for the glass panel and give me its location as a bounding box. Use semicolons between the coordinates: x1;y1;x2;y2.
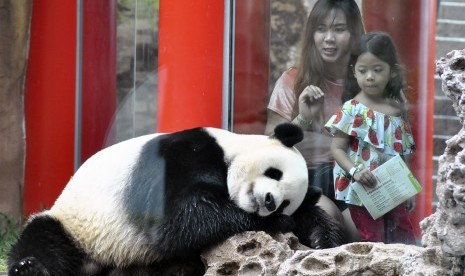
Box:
110;0;159;145
232;0;443;246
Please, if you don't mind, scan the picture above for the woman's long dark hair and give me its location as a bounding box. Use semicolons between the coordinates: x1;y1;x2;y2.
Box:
293;0;364;118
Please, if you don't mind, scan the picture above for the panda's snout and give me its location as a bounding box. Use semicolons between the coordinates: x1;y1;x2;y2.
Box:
265;193;276;212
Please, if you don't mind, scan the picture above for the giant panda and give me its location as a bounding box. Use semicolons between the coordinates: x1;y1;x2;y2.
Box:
8;123;346;276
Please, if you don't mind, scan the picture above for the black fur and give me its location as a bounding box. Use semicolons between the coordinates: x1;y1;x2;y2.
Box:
8;216;85;276
8;125;346;275
125;128;297;263
292;186;347;248
272;123;304;147
264;167;283;181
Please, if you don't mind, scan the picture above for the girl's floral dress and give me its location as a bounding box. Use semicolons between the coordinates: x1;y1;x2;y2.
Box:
325;100;415;206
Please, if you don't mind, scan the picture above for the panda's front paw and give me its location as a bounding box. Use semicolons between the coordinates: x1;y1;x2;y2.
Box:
8;257;50;276
263;214;295;234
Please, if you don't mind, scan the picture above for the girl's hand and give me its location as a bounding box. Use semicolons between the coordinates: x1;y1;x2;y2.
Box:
406;196;416;213
298;85;324;121
353;169;377;188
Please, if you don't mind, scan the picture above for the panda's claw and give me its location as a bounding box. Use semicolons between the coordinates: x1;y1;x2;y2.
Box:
8;257;50;276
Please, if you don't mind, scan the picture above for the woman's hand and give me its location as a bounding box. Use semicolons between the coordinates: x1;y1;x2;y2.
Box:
353;169;377;188
298;85;325;121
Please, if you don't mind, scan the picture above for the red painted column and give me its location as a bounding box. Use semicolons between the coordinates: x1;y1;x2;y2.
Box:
24;1;117;216
233;0;270;134
81;0;117;163
362;0;436;237
24;1;77;215
157;0;224;132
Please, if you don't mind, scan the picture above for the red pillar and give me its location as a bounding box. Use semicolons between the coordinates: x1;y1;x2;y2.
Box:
81;0;117;163
157;0;224;132
24;1;77;215
362;0;436;237
24;1;117;216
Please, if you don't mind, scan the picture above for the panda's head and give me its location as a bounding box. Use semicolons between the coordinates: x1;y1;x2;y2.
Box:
226;123;308;216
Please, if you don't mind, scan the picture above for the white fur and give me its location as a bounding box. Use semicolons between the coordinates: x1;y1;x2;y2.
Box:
49;134;163;266
43;127;307;266
207;128;308;217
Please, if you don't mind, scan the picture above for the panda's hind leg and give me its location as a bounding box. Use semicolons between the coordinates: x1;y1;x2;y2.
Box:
8;215;86;276
7;256;50;276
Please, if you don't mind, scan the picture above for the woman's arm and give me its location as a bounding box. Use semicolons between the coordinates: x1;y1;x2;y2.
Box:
264;110;290;135
266;109;333;166
265;109;313;135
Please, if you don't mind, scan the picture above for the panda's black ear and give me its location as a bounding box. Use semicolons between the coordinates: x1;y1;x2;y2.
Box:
272;123;303;147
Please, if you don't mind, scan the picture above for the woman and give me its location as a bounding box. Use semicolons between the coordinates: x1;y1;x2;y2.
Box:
265;0;364;242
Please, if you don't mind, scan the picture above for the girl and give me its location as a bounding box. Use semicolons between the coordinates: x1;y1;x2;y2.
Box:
325;32;417;244
265;0;365;243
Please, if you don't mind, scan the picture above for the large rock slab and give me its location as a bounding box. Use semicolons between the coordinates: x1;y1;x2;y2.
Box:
421;49;465;257
202;231;446;275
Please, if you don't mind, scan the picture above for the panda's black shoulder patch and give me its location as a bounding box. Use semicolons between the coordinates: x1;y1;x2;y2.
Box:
156;128;228;190
123;134;166;228
123;127;229;228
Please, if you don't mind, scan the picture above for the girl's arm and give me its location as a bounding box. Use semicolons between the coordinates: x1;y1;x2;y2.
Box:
330;131;357;173
331;131;377;188
265;84;324;135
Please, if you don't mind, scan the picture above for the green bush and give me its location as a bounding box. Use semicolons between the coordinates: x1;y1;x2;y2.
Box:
0;213;19;272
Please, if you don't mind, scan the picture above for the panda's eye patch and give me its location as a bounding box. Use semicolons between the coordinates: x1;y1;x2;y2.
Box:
264;167;283;181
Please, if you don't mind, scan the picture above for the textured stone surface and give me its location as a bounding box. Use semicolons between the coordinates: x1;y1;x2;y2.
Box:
202;231;446;276
436;49;465;126
202;232;308;276
422;50;465;257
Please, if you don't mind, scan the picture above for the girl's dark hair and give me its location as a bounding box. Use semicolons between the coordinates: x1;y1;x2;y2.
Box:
293;0;364;117
343;32;407;103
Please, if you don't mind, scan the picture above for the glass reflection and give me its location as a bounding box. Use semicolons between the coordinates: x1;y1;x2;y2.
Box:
108;0;159;145
234;0;444;245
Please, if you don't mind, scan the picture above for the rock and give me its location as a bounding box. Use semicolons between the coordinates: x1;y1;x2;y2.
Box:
202;231;307;275
436;50;465;125
422;49;465;257
202;231;445;275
